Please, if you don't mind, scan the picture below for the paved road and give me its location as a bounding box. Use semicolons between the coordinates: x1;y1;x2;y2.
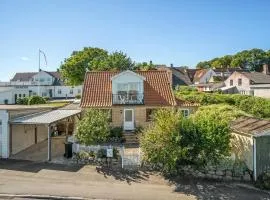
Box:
0;159;269;200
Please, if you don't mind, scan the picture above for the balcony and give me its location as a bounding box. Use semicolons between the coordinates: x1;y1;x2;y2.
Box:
112;92;144;105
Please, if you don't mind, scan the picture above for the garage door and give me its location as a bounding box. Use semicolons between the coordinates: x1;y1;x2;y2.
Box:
0;120;2;157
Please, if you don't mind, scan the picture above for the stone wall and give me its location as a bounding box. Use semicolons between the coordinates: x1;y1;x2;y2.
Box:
179;164;252;182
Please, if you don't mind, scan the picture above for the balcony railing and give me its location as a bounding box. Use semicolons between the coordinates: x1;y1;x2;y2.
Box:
112;93;144;105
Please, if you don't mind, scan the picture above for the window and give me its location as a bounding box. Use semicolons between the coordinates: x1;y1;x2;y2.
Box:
78;89;81;94
19;94;21;98
58;89;62;94
70;89;73;94
23;94;26;97
40;78;45;82
230;80;233;86
146;109;156;122
238;78;242;86
0;120;2;126
181;109;189;117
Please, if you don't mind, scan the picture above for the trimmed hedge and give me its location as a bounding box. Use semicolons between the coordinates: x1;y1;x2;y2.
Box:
28;96;47;105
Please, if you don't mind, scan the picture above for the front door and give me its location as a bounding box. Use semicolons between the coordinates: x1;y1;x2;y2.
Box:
124;109;134;130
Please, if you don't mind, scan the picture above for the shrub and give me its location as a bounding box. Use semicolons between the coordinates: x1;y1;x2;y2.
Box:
140;105;244;174
28;96;46;105
43;97;50;102
255;171;270;190
97;149;107;158
109;126;123;138
75;109;110;145
75;94;81;99
16;97;29;105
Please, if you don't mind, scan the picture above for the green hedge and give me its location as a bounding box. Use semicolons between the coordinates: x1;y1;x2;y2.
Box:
175;86;270;119
28;96;47;105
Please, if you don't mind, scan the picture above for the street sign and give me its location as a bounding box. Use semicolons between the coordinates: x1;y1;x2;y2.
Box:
107;148;113;158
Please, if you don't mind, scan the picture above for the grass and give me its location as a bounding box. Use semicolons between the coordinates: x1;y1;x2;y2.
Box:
45;101;69;107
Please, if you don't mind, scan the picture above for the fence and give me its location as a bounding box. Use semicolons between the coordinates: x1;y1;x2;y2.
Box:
71;141;141;169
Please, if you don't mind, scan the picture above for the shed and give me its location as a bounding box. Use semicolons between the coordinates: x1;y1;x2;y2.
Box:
230;116;270;181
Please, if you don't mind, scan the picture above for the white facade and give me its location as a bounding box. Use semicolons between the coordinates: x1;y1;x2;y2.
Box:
0;110;9;158
194;69;216;84
0;70;83;104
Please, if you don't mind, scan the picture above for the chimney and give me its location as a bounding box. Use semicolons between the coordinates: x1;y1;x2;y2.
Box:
263;64;269;75
170;63;173;68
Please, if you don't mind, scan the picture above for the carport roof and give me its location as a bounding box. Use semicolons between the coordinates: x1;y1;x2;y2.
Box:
10;109;81;125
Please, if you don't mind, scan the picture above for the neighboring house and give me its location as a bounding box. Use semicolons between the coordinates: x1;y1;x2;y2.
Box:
193;69;216;85
0;70;82;104
156;65;192;88
81;70;197;130
230;116;270;181
222;65;270;98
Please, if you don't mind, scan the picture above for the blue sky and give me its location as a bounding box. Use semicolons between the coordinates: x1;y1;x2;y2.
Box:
0;0;270;81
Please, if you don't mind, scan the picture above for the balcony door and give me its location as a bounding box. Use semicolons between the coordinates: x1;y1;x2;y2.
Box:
124;109;134;130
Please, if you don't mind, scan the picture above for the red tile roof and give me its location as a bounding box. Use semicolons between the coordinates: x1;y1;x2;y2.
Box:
81;70;177;107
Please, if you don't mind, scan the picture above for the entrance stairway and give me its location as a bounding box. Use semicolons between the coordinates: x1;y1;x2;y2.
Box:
123;131;139;146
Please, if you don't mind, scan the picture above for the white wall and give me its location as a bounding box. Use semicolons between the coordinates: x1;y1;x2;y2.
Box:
195;69;216;84
0;110;9;158
32;71;54;86
252;87;270;99
111;71;144;94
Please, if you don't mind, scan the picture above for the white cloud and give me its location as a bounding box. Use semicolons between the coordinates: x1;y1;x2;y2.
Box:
20;56;30;61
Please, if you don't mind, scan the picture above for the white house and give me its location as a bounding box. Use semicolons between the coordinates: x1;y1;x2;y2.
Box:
222;65;270;98
0;70;83;104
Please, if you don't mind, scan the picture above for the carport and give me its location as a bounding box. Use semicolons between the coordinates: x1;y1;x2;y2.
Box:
10;109;81;161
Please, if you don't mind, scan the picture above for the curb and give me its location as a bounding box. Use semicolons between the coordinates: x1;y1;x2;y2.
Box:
0;194;85;200
233;183;270;195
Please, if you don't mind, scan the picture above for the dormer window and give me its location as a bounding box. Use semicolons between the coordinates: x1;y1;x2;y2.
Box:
111;70;145;105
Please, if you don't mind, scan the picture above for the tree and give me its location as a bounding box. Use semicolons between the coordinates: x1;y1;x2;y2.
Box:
135;61;156;71
59;48;136;85
75;109;110;145
92;51;135;71
196;61;211;69
60;47;108;85
196;48;270;71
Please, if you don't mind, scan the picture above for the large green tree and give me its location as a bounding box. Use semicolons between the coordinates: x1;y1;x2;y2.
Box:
196;48;270;71
91;51;135;71
59;48;135;85
60;47;108;85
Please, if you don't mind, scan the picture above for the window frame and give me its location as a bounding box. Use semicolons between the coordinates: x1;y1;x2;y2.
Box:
180;109;190;118
238;78;242;86
230;79;233;86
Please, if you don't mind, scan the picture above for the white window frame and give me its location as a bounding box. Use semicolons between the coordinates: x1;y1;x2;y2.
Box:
180;109;190;118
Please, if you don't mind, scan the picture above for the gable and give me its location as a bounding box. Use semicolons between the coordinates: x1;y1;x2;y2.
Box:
111;70;146;82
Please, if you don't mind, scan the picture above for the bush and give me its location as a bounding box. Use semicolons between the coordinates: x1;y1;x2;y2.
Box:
43;97;50;102
16;97;29;105
255;171;270;190
97;149;107;158
75;94;81;99
140;106;244;174
109;126;123;138
28;96;46;105
75;109;110;145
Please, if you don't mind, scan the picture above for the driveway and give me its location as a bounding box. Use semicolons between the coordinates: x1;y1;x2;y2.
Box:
0;159;269;200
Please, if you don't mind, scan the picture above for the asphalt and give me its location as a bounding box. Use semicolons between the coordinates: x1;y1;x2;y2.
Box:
0;159;269;200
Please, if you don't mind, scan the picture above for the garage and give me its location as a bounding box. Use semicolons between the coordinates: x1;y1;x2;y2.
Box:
9;109;81;161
